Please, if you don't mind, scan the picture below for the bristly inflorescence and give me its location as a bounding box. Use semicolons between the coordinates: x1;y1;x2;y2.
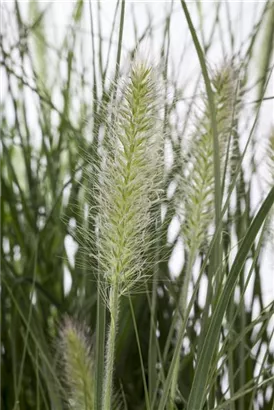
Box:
178;64;239;251
168;63;240;408
97;61;165;410
59;318;94;410
94;62;164;298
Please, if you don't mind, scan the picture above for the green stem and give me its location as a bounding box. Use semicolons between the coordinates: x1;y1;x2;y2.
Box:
169;247;197;408
95;275;106;410
148;215;161;403
102;279;120;410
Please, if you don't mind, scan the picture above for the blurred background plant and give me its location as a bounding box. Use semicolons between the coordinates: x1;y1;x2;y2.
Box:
1;1;274;409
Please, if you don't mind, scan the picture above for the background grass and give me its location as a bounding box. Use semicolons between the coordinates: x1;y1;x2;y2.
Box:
1;1;274;409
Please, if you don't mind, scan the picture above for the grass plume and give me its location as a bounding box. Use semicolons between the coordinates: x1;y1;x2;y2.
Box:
59;318;94;410
180;64;238;251
88;61;164;410
169;64;239;408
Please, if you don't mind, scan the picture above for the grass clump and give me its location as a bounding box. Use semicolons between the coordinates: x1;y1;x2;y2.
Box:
1;2;274;410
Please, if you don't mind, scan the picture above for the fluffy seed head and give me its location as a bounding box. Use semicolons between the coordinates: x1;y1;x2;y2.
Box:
59;318;94;410
178;64;239;251
86;61;164;299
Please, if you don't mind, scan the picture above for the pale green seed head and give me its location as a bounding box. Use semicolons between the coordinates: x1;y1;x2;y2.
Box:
88;61;164;299
178;64;239;251
59;318;94;410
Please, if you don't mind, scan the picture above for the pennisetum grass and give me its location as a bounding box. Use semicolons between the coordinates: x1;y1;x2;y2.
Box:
86;61;164;410
2;2;274;410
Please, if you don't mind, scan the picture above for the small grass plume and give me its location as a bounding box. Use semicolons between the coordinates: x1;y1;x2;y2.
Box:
169;64;239;408
179;63;238;252
59;318;94;410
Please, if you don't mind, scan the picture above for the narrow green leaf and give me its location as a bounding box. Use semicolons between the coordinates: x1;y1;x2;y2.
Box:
187;185;274;410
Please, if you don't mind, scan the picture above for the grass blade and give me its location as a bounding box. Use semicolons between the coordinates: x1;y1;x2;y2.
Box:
187;185;274;410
